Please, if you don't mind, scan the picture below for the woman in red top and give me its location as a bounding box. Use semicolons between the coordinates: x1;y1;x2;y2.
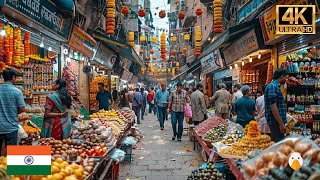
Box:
147;89;155;114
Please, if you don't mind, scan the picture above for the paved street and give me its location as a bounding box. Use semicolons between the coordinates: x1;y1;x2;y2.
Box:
119;113;203;180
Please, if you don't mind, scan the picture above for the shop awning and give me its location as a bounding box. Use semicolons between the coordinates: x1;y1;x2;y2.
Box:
201;19;259;58
93;30;145;68
171;61;201;81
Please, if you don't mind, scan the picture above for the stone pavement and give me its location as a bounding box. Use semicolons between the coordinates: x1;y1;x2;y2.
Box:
119;113;203;180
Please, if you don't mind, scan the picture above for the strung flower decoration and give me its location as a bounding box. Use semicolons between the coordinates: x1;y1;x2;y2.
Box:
138;8;146;17
213;0;223;33
121;6;129;15
195;8;203;16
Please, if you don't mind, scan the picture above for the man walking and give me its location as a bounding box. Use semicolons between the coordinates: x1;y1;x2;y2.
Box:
191;84;207;125
96;83;113;111
147;89;155;114
265;68;288;142
132;88;143;124
140;88;148;120
154;83;169;130
0;68;26;155
210;83;231;119
168;82;188;141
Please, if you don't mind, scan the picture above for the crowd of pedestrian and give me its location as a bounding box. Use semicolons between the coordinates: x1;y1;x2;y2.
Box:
93;68;288;143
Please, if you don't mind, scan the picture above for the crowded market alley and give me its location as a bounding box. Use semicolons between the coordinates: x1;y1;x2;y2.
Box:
0;0;320;180
119;113;202;180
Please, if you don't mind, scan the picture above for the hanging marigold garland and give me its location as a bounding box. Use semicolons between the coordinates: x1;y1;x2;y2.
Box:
128;31;134;47
159;10;166;18
195;27;202;57
138;8;146;17
121;6;129;15
184;33;190;41
24;31;30;64
213;0;223;33
106;0;116;35
178;11;185;20
160;32;166;60
151;36;157;44
195;8;203;16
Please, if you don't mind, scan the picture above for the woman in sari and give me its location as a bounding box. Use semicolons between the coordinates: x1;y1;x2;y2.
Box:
41;79;72;140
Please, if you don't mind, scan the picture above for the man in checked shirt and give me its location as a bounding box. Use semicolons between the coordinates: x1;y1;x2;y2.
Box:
264;68;288;142
168;82;189;141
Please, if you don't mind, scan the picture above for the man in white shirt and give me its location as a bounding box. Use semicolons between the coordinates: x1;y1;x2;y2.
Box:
256;86;270;134
232;84;243;104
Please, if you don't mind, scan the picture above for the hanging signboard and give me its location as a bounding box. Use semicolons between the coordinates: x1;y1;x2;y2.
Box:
69;25;97;59
260;0;320;44
121;69;133;81
93;43;114;69
222;30;259;65
200;50;223;75
232;67;241;81
121;57;132;70
0;0;73;41
131;75;138;84
238;0;269;23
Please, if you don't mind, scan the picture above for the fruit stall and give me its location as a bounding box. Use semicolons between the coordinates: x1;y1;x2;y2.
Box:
190;115;320;180
0;108;136;180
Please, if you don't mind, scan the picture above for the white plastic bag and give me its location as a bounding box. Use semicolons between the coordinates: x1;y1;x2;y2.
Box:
18;125;28;143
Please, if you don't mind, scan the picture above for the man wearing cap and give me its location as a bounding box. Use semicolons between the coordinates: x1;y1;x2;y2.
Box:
154;83;170;130
168;82;189;141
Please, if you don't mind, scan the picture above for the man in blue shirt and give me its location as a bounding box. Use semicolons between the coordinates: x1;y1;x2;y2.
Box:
0;68;26;154
96;83;113;111
265;68;288;142
154;83;169;130
132;88;143;124
234;85;256;128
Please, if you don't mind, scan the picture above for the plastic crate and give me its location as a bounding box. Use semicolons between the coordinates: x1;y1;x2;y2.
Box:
123;154;132;163
120;144;133;155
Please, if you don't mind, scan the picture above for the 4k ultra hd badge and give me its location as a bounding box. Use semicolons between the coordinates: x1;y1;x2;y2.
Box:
276;5;316;34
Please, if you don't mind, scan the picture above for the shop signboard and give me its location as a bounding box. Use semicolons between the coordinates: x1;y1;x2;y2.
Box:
121;69;133;82
93;43;113;69
200;50;223;75
238;0;269;23
232;67;241;81
260;0;320;44
179;65;189;73
0;0;73;41
69;25;97;59
121;57;132;70
222;30;259;66
131;75;138;84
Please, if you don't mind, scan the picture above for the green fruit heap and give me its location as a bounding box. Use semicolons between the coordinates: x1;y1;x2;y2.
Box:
188;162;223;180
203;125;228;143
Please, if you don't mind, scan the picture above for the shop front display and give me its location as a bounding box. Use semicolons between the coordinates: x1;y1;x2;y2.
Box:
279;46;320;140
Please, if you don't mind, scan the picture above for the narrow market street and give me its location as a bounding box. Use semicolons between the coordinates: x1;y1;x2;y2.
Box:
119;113;203;180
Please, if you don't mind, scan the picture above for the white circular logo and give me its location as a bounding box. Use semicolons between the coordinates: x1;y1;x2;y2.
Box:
24;156;34;165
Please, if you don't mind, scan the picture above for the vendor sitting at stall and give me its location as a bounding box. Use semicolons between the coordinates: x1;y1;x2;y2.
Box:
234;85;256;128
41;79;72;140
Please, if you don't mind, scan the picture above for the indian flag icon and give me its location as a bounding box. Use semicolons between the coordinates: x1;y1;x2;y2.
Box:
7;146;51;175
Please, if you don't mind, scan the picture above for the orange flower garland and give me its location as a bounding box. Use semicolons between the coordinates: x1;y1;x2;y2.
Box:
160;32;166;60
106;0;116;35
194;27;202;57
159;10;166;18
138;9;146;17
178;11;185;20
195;8;203;16
24;31;30;64
213;0;223;33
121;6;129;15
